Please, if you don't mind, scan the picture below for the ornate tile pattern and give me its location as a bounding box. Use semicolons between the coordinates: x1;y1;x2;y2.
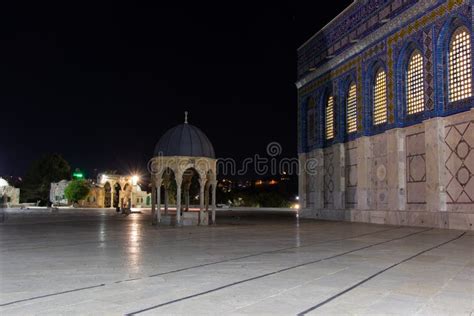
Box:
423;28;435;111
297;0;419;78
444;120;474;204
357;62;364;131
323;151;334;207
406;131;427;204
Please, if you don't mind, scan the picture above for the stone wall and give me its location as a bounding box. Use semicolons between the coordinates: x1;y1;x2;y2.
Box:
299;108;474;230
3;186;20;206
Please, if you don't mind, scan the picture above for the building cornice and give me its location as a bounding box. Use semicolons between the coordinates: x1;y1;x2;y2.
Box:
296;0;438;90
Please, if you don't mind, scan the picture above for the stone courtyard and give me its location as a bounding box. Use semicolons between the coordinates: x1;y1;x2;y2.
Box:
0;209;473;315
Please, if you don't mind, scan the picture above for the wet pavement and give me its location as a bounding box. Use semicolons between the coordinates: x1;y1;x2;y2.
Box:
0;208;473;315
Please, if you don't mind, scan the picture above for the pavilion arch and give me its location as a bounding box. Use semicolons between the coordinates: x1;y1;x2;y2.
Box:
103;182;112;208
97;173;139;211
113;183;122;208
203;169;218;223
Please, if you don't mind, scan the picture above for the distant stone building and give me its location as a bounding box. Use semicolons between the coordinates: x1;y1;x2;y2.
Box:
50;180;69;205
297;0;473;230
50;174;151;208
0;177;20;206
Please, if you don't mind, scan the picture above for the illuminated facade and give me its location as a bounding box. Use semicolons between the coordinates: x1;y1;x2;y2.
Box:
50;174;150;208
297;0;474;230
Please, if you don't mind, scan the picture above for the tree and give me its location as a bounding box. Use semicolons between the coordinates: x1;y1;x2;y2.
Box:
21;154;71;204
64;180;90;204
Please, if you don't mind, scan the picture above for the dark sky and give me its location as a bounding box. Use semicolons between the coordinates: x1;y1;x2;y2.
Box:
0;1;350;177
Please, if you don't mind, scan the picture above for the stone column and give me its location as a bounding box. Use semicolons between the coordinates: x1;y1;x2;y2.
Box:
199;179;206;225
211;181;217;224
151;179;157;225
176;179;182;225
386;128;407;211
356;136;371;210
204;182;210;211
156;180;162;223
424;117;447;212
164;188;169;215
111;186;114;209
333;143;346;209
185;189;190;212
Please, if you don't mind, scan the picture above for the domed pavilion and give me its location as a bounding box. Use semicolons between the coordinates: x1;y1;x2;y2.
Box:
149;112;217;226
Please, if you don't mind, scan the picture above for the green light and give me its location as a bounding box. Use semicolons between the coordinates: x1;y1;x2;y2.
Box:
73;172;84;179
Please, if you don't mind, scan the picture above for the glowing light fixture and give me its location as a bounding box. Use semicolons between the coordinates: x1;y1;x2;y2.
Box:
132;175;139;185
73;170;84;179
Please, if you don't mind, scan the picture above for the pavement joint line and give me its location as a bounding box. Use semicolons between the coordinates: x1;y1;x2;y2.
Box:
0;226;400;308
0;284;106;308
146;226;402;278
124;228;432;315
296;231;467;315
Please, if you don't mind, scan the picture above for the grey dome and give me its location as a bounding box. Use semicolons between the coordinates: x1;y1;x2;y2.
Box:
154;123;215;158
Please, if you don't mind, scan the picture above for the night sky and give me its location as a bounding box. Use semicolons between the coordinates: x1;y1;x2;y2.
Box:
0;1;350;178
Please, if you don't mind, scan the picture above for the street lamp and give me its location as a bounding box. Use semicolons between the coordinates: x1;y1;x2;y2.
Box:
132;175;139;186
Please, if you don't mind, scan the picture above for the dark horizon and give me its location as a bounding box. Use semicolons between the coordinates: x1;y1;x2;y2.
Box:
0;1;351;177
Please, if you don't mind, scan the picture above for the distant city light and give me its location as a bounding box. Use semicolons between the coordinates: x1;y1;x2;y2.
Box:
291;203;300;209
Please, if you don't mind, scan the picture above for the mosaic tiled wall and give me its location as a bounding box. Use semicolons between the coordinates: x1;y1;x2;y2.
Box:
297;0;472;154
444;120;474;204
406;130;427;204
297;0;419;78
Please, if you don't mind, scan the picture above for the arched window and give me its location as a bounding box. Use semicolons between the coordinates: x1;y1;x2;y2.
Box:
346;83;357;133
406;50;424;114
325;95;334;140
373;68;387;125
448;27;472;102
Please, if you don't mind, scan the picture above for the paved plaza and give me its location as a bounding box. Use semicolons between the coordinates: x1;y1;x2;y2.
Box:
0;209;473;315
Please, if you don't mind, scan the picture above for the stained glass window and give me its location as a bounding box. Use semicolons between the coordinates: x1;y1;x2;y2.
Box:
346;83;357;133
449;27;472;102
325;96;334;140
373;69;387;125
